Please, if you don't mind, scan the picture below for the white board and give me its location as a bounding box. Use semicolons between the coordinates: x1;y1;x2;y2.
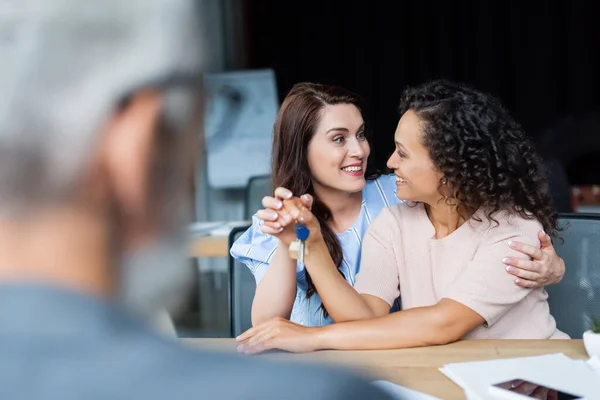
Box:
203;69;278;188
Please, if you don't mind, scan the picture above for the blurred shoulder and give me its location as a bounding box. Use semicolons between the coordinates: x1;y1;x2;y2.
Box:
160;345;393;400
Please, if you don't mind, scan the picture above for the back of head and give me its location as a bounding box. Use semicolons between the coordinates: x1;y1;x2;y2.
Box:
398;80;559;235
0;0;204;216
0;0;206;323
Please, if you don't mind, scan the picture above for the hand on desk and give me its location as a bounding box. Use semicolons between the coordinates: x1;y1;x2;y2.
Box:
236;317;317;355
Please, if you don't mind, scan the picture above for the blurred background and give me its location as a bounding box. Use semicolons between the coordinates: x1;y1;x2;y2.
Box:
183;0;600;337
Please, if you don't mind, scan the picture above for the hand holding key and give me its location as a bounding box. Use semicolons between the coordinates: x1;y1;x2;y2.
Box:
285;197;322;264
256;188;317;246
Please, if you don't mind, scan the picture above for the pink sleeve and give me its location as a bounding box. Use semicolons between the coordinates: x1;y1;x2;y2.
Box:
354;207;401;306
442;217;542;327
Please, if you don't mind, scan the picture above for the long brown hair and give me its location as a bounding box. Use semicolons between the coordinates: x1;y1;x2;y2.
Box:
271;82;379;316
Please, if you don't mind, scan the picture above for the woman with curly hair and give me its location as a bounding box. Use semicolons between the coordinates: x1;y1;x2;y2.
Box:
236;80;569;353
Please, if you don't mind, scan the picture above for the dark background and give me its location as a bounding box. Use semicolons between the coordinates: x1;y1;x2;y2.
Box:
243;0;600;185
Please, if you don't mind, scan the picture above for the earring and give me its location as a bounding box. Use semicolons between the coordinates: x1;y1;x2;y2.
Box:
441;177;448;185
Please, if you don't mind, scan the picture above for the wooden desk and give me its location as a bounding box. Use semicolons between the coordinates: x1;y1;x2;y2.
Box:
189;222;250;258
189;235;229;258
183;339;587;399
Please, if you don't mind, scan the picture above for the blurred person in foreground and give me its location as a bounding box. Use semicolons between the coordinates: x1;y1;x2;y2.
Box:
0;1;393;399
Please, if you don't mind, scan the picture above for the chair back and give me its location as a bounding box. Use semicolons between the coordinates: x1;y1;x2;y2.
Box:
244;175;272;219
547;213;600;338
228;225;255;337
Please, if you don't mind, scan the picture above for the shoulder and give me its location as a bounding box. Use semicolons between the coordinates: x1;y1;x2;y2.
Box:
365;202;418;239
476;209;543;246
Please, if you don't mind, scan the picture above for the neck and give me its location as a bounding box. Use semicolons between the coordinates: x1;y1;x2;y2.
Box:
424;199;467;239
313;183;363;233
0;205;114;297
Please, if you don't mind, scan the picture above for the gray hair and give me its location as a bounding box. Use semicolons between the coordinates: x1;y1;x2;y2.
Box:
0;0;204;216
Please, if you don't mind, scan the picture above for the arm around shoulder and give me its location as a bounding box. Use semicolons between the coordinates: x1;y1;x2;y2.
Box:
442;215;543;329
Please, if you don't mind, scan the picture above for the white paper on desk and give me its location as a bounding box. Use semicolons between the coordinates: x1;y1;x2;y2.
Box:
372;380;442;400
439;353;600;399
586;355;600;376
463;389;485;400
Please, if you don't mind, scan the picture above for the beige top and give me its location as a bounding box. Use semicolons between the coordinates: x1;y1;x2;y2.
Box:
354;202;568;339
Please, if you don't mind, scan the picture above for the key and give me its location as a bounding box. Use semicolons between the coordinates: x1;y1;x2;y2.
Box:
296;223;310;264
289;223;310;263
289;240;300;260
298;240;305;265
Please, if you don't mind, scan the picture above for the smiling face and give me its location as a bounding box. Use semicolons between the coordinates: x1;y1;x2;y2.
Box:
386;109;444;204
306;103;371;197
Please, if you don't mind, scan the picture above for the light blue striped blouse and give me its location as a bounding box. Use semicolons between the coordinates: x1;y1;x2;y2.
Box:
230;174;401;327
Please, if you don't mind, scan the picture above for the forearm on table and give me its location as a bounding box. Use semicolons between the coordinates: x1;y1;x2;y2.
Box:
312;300;483;350
304;240;377;322
251;244;297;325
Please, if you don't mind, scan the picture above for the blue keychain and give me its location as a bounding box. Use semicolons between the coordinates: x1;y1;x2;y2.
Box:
295;223;310;241
290;222;310;263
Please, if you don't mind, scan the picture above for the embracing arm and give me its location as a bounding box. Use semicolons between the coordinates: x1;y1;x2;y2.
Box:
502;230;566;288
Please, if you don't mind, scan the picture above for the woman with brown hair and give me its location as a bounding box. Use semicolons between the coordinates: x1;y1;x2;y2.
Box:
231;82;565;329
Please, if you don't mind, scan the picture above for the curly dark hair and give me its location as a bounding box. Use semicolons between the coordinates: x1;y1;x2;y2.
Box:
398;80;559;236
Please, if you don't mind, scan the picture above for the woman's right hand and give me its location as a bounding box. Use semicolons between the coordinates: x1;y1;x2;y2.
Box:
256;187;313;246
